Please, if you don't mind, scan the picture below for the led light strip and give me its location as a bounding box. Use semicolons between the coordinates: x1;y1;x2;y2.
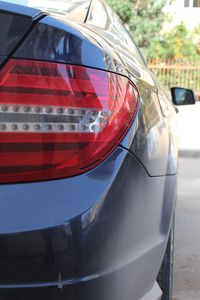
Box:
0;104;99;116
0;105;110;133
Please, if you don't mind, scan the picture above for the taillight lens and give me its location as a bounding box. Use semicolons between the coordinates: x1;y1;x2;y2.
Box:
0;59;139;183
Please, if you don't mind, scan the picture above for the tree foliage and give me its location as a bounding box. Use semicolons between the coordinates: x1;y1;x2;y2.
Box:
106;0;167;57
148;22;200;61
106;0;200;61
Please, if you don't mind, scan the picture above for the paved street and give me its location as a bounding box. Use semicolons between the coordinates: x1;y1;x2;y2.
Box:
173;103;200;300
173;157;200;300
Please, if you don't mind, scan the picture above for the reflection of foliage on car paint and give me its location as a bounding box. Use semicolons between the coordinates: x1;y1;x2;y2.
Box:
136;83;160;134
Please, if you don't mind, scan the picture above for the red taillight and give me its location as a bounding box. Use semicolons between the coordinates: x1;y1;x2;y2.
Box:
0;59;139;183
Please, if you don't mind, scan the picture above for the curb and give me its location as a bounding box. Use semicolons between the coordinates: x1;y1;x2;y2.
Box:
179;149;200;158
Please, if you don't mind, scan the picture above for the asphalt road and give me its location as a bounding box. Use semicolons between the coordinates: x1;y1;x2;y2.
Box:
173;157;200;300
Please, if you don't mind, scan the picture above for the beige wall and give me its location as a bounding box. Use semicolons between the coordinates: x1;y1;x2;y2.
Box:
164;0;200;30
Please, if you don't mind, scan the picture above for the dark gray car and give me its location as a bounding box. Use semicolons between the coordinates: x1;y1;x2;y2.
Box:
0;0;195;299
